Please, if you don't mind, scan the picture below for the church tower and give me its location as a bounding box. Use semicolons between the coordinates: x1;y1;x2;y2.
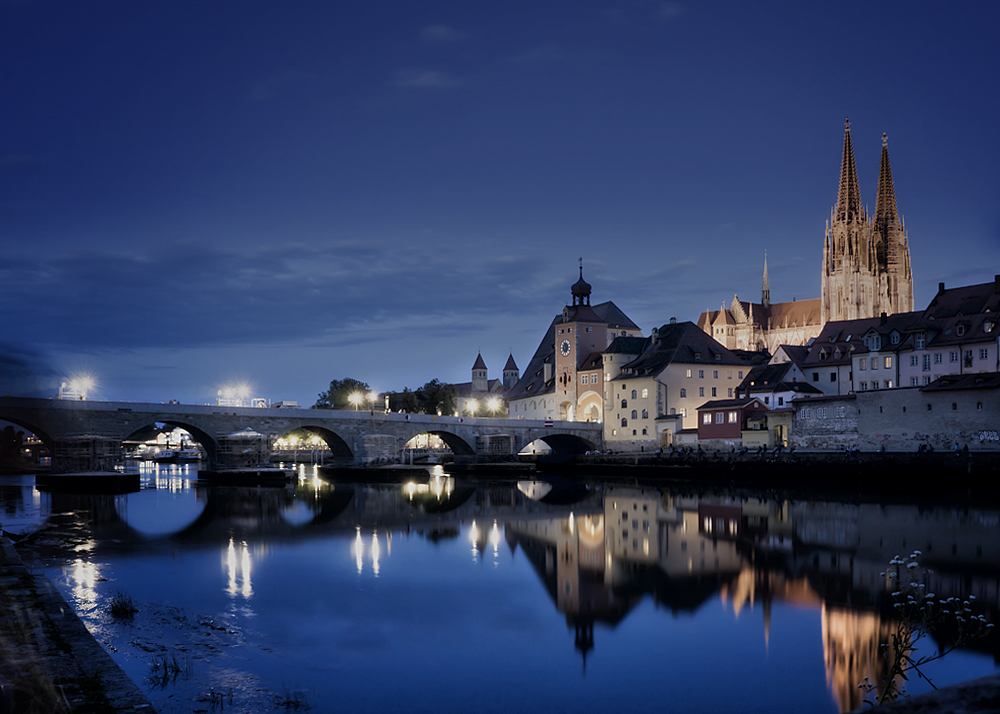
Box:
471;353;488;393
502;354;519;390
822;120;913;324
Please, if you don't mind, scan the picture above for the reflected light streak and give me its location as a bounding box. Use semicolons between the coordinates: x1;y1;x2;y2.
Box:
568;512;575;534
469;520;480;560
225;538;253;599
371;530;380;577
491;520;501;554
70;559;99;607
354;526;363;574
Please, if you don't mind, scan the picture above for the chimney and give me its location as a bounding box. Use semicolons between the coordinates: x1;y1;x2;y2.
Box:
994;275;1000;294
880;312;887;326
938;282;945;294
669;317;677;324
650;327;658;344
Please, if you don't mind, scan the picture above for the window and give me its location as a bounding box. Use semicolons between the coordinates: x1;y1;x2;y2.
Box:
778;396;784;406
711;387;717;397
632;429;636;436
713;370;719;379
715;412;724;424
891;332;901;344
870;336;881;350
641;388;648;398
871;358;878;371
860;358;867;370
728;388;733;398
738;371;744;379
980;349;989;360
686;369;692;378
728;411;737;423
952;403;958;411
631;410;638;419
923;354;931;371
812;372;819;382
621;418;628;427
702;413;711;425
910;355;918;367
934;353;942;364
915;333;926;349
699;387;704;397
911;377;919;386
923;376;931;385
680;388;687;398
885;380;892;389
631;389;637;399
699;370;705;378
680;408;686;418
642;428;647;435
621;399;627;408
830;373;837;382
986;322;994;334
586;326;593;333
694;352;702;361
801;408;810;419
957;324;966;336
964;350;973;367
641;409;648;418
860;381;868;390
581;375;589;384
950;351;958;363
727;371;732;379
817;407;827;418
884;356;892;369
715;354;722;362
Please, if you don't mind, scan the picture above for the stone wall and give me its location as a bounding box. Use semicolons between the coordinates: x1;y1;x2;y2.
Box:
791;396;859;451
857;386;1000;452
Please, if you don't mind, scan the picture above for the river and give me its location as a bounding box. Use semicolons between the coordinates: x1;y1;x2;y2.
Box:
2;464;998;713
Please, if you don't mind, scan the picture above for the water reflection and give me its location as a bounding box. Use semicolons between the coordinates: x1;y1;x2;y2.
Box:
5;469;999;713
225;538;252;599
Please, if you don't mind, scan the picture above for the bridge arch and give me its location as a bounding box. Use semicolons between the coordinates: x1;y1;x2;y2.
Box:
408;429;475;456
278;425;353;459
124;420;220;464
521;431;599;457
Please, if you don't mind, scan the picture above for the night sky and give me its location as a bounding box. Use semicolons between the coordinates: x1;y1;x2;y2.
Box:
2;1;998;405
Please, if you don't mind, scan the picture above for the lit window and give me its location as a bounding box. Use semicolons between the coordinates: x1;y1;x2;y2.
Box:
884;356;892;369
641;388;648;398
702;413;711;425
728;411;737;423
860;358;867;370
686;369;692;378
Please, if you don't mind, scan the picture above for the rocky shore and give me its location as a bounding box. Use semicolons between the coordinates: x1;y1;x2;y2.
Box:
0;536;154;713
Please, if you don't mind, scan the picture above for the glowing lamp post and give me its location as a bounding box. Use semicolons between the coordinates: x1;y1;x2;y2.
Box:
467;399;478;417
60;375;95;401
486;397;501;416
349;392;362;411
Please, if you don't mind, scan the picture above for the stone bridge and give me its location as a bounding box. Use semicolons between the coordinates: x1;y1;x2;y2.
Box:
0;397;603;470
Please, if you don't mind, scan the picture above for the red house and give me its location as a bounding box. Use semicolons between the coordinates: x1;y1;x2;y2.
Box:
696;397;768;441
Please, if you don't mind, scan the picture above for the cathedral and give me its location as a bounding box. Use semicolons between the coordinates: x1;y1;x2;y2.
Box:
821;119;913;323
700;120;914;351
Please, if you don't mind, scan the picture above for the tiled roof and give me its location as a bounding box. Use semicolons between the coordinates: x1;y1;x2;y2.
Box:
503;353;518;371
697;397;765;411
923;277;1000;320
613;321;750;380
471;353;488;371
920;372;1000;392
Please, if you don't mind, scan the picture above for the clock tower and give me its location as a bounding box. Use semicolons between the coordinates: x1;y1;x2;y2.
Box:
554;262;605;421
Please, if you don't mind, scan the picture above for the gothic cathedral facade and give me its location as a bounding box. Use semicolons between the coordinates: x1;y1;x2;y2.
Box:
821;119;913;324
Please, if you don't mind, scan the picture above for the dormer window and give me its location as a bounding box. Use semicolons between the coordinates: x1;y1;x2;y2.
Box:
694;352;702;361
986;322;995;334
957;324;966;336
891;332;900;345
715;354;721;362
834;348;841;359
915;333;926;349
870;335;881;351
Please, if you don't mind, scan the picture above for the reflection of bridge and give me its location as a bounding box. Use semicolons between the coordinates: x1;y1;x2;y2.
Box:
0;397;602;469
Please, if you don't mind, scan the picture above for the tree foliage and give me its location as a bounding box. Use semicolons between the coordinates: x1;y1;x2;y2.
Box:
385;379;458;415
312;378;371;410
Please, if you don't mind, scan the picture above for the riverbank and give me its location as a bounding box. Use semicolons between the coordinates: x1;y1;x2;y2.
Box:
0;536;154;713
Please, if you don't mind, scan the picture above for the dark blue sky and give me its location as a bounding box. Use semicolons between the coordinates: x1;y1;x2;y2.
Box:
2;0;998;405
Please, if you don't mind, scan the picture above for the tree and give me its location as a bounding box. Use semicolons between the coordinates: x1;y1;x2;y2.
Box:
313;378;371;410
416;379;457;416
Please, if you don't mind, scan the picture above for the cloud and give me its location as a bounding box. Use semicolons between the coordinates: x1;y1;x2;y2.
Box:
419;24;470;44
392;69;463;89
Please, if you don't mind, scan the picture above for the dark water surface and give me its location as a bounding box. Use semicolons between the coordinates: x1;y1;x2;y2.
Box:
3;465;998;713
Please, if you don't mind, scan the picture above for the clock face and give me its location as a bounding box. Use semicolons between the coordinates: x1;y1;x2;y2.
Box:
560;339;571;356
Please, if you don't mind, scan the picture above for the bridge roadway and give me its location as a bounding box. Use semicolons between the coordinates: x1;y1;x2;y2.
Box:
0;396;603;469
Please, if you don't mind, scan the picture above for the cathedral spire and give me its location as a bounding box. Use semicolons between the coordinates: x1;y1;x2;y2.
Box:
835;118;863;223
761;251;770;308
874;132;898;234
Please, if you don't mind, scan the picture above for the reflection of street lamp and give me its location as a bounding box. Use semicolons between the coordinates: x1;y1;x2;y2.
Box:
349;392;362;411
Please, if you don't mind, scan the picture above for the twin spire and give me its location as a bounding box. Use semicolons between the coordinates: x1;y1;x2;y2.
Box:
836;118;899;228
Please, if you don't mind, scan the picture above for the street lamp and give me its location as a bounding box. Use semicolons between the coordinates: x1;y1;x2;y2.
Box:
368;392;377;415
349;392;362;411
467;399;478;416
486;397;501;416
